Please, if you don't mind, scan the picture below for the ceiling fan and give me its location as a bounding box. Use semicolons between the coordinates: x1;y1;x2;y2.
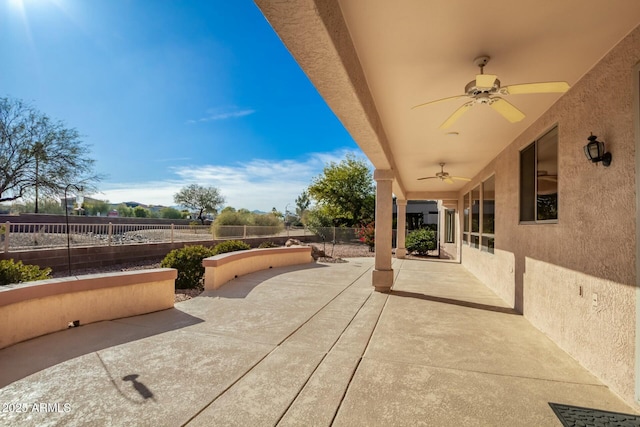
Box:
418;163;471;184
412;56;570;129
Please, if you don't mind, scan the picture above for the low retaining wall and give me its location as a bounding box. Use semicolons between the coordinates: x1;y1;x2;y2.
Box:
203;246;313;290
0;268;177;349
1;236;317;273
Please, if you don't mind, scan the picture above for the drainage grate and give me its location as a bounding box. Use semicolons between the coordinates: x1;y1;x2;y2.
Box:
549;402;640;427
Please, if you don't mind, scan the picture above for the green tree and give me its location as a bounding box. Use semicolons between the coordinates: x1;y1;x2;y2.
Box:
116;204;134;217
271;207;283;219
0;97;101;204
20;197;65;214
307;154;375;227
174;184;225;225
295;190;310;225
305;205;334;234
134;206;150;218
160;207;183;219
83;199;110;216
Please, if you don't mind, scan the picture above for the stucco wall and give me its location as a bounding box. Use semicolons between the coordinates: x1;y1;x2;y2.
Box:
203;246;313;290
0;269;176;349
460;25;639;405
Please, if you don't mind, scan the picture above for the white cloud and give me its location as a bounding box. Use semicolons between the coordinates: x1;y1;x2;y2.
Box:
187;108;256;123
94;149;370;212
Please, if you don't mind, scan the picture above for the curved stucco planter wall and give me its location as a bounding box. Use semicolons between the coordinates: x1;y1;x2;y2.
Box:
202;246;314;290
0;268;177;349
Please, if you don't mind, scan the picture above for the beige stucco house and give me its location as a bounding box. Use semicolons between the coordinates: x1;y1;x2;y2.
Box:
255;0;640;409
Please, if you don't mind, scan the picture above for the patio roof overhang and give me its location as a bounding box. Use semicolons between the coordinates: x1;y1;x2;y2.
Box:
255;0;640;200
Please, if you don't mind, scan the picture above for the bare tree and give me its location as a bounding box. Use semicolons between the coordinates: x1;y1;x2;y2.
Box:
174;184;225;224
0;97;101;208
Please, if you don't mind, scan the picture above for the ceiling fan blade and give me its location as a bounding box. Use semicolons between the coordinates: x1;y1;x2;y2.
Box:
440;102;473;129
503;81;570;95
412;94;468;110
476;74;497;88
444;177;454;184
490;98;525;123
417;176;437;181
451;176;471;181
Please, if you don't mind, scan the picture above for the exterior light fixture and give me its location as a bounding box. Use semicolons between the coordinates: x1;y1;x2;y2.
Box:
583;133;612;167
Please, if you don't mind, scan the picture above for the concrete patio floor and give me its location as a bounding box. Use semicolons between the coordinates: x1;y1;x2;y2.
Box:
0;257;637;426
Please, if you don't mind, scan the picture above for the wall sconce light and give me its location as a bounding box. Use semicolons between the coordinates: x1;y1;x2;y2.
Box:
583;133;612;167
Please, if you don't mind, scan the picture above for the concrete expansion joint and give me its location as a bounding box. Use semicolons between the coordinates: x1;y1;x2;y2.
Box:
277;271;382;423
182;262;378;426
324;291;391;423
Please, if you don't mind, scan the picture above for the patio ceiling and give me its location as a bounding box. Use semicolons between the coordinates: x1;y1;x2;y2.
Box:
255;0;640;199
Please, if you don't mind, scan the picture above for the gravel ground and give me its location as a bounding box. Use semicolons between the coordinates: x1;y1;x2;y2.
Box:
52;243;376;303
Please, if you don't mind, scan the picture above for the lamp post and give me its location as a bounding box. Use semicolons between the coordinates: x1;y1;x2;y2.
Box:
65;184;83;276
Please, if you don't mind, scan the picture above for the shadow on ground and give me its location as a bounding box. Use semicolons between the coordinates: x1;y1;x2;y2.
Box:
390;290;519;315
0;308;203;388
200;262;330;299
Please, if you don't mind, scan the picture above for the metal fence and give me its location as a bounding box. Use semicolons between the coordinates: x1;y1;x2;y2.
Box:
0;221;364;252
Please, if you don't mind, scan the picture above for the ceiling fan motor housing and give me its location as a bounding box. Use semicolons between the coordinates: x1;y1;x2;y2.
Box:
465;79;501;98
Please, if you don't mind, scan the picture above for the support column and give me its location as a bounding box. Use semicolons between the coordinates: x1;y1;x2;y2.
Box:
395;199;407;259
373;169;394;292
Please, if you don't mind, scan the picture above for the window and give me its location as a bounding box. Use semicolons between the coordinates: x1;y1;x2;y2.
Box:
520;127;558;222
470;186;480;248
463;193;469;243
471;186;480;232
463;175;496;254
445;209;455;243
482;175;495;253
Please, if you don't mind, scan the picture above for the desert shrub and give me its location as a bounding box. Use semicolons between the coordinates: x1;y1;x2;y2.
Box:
251;213;284;236
356;221;375;251
212;209;283;237
422;223;438;232
0;259;51;286
405;228;437;255
249;225;283;236
212;240;251;255
258;241;279;248
252;213;280;227
160;207;183;219
160;245;215;289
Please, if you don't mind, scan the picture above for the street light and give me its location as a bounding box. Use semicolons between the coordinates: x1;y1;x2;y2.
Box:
65;184;84;276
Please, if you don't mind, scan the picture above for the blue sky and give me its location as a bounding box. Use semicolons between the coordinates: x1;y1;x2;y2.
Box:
1;0;365;212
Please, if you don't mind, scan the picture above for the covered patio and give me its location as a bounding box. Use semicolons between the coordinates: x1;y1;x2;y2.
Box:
0;259;635;426
254;0;640;408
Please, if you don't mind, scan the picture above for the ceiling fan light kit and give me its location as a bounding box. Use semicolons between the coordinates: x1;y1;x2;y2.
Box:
413;55;570;129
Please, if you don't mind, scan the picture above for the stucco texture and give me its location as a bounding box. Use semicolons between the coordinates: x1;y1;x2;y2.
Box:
0;274;175;349
203;247;313;290
460;25;639;406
